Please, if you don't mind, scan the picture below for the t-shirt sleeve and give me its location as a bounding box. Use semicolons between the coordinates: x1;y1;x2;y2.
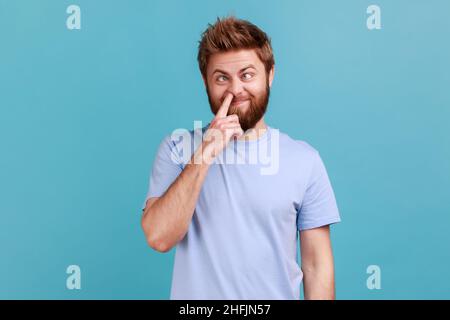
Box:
141;135;184;211
297;150;341;231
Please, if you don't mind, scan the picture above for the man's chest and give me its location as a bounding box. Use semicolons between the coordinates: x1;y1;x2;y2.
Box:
197;163;308;224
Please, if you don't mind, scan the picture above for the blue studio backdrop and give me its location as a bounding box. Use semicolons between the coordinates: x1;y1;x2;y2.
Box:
1;0;449;299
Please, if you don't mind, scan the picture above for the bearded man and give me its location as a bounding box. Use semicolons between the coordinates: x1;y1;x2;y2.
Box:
141;16;341;300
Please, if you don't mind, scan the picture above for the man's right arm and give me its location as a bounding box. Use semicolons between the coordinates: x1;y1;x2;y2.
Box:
141;92;242;253
141;144;212;253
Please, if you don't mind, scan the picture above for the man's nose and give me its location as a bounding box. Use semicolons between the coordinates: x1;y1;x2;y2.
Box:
227;79;244;96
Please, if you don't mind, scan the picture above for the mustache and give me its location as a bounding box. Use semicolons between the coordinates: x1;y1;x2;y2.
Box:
222;95;251;104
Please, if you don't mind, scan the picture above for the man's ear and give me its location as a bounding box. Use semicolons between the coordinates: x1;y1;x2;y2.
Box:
268;66;275;88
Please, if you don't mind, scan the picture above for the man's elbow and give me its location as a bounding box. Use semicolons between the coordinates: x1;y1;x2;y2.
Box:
146;235;172;253
141;215;172;253
142;225;173;253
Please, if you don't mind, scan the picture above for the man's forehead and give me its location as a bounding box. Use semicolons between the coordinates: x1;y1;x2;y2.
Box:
208;50;263;72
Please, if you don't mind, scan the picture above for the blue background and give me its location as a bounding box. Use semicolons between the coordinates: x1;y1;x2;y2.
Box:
1;0;449;299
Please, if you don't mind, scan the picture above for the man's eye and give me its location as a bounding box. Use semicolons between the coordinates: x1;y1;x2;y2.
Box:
217;75;227;82
242;73;254;80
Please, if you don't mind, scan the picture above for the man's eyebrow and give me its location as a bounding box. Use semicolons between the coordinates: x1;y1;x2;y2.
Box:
212;64;257;75
239;64;257;72
212;68;229;76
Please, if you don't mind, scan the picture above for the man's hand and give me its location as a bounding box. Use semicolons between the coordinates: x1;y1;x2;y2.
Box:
197;93;244;164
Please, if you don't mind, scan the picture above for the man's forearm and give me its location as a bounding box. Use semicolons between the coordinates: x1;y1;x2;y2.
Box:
141;144;212;252
302;264;336;300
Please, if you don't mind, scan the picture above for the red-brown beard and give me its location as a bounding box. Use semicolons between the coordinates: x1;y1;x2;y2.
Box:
206;81;270;132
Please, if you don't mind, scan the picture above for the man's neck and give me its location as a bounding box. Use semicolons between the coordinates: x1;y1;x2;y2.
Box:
237;118;267;141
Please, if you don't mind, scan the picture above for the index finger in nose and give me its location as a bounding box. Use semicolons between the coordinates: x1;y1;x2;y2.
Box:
215;93;234;119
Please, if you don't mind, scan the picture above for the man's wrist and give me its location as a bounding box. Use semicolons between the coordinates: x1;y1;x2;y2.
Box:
190;142;215;167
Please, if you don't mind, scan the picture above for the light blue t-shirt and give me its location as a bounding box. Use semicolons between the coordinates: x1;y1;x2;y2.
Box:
141;124;341;299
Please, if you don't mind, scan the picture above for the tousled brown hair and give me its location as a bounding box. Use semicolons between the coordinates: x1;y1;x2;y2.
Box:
197;16;275;80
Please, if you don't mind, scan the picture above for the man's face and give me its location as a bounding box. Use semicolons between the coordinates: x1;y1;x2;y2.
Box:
204;49;274;132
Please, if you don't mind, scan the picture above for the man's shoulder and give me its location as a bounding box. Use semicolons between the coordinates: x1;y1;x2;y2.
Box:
157;126;205;164
163;124;207;144
274;127;320;157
